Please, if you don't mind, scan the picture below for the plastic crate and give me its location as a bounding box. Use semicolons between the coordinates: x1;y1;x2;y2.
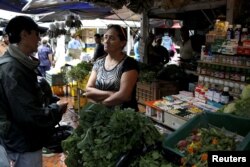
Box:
163;112;250;159
136;80;179;105
46;72;66;86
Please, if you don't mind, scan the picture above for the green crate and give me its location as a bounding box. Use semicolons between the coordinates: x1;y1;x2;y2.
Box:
163;112;250;158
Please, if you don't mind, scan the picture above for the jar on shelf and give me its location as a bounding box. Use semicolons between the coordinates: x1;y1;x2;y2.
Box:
222;55;227;64
206;64;212;76
230;68;235;81
240;69;246;82
197;64;201;74
237;57;242;66
234;68;241;81
224;67;230;79
221;87;230;105
198;76;205;85
233;57;238;65
240;84;245;92
224;81;229;87
246;59;250;67
233;83;241;94
226;56;231;64
246;69;250;83
219;66;225;79
200;63;207;75
241;28;248;42
229;81;235;92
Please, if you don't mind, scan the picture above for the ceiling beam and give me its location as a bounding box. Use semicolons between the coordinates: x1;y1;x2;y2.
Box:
149;0;226;15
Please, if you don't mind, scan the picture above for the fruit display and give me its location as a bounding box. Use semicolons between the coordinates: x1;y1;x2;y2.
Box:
163;112;250;167
176;127;239;167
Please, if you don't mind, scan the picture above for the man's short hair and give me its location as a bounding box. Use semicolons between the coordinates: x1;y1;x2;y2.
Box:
5;16;46;44
94;34;101;39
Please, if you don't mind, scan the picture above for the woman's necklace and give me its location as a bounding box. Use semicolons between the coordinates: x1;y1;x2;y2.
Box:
106;60;118;70
105;53;125;70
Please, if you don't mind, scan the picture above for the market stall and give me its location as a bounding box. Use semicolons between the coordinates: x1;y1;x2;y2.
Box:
1;1;250;167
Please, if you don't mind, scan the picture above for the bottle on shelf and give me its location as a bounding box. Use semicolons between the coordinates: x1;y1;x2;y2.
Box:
206;64;211;76
230;67;235;81
220;87;230;105
219;66;225;79
241;28;248;43
201;63;207;75
213;79;222;103
227;24;234;40
234;24;242;44
233;83;241;95
240;68;246;82
201;45;206;61
210;64;215;77
197;64;201;74
224;67;230;79
246;69;250;83
234;68;241;81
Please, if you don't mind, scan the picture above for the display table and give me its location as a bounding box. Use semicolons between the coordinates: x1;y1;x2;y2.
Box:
144;93;221;130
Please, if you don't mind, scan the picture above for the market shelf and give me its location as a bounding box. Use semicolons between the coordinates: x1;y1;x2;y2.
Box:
198;60;250;69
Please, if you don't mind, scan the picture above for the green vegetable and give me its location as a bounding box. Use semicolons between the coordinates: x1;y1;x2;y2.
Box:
223;102;236;113
66;61;93;81
233;97;250;117
62;103;162;167
240;84;250;100
220;97;250;118
138;62;161;83
130;150;177;167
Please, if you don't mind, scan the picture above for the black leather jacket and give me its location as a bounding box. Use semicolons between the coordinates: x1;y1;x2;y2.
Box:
0;53;62;153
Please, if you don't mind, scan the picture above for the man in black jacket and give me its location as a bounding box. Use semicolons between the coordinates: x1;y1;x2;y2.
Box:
0;16;67;167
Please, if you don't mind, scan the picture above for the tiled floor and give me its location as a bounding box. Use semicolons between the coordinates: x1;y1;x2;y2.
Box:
43;96;76;167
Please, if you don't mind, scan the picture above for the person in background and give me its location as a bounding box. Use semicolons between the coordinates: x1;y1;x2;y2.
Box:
0;32;9;56
179;26;195;61
92;33;105;62
0;16;67;167
154;36;170;65
85;24;139;111
162;32;175;53
147;33;163;66
68;33;84;50
67;33;85;59
133;35;141;62
37;38;53;77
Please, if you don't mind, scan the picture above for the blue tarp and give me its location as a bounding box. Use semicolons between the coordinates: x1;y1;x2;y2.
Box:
0;0;111;15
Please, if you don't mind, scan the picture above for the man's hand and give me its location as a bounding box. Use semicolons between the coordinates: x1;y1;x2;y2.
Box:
58;102;68;114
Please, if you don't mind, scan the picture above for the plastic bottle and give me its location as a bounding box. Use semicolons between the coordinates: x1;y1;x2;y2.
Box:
241;28;248;42
201;45;206;61
227;24;234;40
234;24;242;44
220;87;230;104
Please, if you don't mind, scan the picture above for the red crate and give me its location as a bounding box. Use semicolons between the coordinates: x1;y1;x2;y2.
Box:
136;80;179;105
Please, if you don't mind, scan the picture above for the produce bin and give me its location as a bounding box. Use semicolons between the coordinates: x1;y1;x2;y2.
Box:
163;112;250;159
46;72;66;86
136;80;179;105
